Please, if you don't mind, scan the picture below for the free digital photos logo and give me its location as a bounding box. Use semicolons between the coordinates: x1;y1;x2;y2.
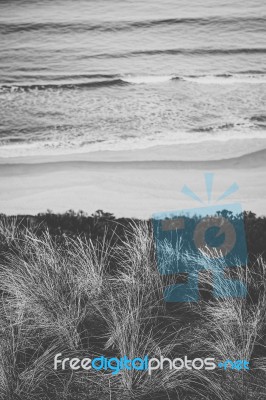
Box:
152;173;248;302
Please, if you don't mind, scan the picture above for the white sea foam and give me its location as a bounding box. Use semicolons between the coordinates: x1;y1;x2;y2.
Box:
121;75;173;84
182;74;266;84
1;129;266;158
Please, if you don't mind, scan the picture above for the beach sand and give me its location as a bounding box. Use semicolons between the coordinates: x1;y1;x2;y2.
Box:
1;139;266;218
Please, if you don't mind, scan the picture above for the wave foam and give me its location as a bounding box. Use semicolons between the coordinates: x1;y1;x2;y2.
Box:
121;75;173;84
2;72;266;92
1;129;266;158
182;74;266;84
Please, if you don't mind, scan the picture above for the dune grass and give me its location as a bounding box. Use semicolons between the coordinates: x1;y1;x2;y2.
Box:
0;215;265;399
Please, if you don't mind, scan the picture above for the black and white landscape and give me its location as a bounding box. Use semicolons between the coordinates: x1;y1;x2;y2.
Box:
0;0;266;398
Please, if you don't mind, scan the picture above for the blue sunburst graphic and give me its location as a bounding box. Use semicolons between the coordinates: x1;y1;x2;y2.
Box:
181;172;239;204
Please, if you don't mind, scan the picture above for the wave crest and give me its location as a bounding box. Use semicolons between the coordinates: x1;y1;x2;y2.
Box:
1;72;266;93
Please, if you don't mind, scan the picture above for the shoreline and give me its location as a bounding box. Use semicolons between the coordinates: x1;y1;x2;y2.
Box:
1;137;266;164
1;146;266;172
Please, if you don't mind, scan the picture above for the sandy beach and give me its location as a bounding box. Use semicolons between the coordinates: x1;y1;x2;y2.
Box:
1;139;266;218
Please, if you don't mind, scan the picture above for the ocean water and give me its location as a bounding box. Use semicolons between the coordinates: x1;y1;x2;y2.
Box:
0;0;266;157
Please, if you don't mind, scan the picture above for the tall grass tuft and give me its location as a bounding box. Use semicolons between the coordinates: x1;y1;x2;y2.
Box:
0;217;265;399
